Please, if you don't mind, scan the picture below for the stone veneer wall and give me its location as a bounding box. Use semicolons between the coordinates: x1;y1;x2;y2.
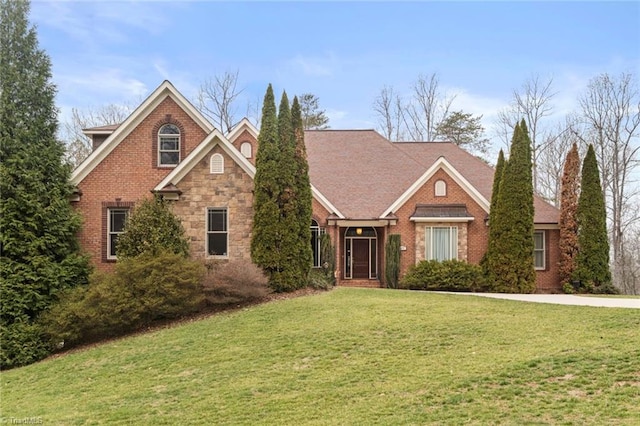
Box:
170;144;254;262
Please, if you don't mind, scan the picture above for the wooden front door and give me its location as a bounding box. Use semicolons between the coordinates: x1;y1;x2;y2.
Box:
352;239;370;279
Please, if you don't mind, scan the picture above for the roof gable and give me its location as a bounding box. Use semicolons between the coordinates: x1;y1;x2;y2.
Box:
71;80;214;185
153;126;344;218
382;156;490;217
155;129;255;190
226;118;259;142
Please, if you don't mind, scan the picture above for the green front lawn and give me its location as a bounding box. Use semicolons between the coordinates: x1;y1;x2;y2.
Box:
2;288;639;425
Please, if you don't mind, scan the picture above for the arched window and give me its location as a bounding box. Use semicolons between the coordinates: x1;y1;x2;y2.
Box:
210;153;224;174
435;179;447;197
240;141;252;158
158;124;180;166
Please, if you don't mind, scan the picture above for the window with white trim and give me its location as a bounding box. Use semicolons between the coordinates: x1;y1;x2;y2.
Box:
310;219;325;268
158;124;180;166
210;153;224;174
534;231;545;270
435;180;447;197
425;226;458;261
107;208;129;259
207;208;228;256
240;142;252;158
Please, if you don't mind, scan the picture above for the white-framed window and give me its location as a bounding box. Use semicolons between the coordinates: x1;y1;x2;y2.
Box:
207;208;228;256
158;124;180;166
425;226;458;261
435;179;447;197
107;208;129;259
534;230;545;270
210;153;224;174
311;219;325;268
240;142;252;158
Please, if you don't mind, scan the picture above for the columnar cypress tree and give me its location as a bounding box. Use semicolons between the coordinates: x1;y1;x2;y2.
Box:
489;121;536;293
483;149;506;280
291;96;313;285
385;234;401;289
269;92;299;291
558;143;580;285
0;0;90;368
251;85;282;283
574;144;612;291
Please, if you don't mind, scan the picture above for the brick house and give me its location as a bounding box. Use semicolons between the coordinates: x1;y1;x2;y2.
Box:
71;81;562;293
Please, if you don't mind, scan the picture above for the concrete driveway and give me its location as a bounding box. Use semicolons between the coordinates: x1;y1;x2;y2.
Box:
445;292;640;309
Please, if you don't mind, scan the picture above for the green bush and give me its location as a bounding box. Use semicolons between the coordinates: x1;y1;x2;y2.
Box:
42;251;205;348
399;259;488;292
116;195;189;259
202;260;270;304
0;322;51;369
385;234;401;289
562;282;576;294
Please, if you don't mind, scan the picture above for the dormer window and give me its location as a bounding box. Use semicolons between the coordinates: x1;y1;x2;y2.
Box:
158;124;180;166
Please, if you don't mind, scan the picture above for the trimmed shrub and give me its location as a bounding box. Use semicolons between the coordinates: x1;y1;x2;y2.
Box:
42;251;205;348
399;260;488;292
202;260;270;305
385;234;401;288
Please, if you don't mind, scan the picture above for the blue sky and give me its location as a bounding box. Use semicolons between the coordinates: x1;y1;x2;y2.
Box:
31;1;639;140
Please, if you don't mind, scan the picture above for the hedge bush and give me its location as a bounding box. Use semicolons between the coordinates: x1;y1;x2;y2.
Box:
399;259;488;292
42;251;205;348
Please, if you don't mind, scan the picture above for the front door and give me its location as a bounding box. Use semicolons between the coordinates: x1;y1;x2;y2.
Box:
344;227;378;280
352;239;370;279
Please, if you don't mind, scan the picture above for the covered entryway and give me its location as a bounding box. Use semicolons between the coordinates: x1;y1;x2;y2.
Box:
344;227;377;280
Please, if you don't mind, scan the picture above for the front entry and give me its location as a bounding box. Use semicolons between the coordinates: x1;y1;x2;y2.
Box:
344;227;377;280
352;239;370;279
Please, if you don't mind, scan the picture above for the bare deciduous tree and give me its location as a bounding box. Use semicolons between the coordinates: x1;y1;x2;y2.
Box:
536;116;585;205
404;73;455;141
578;72;640;292
372;73;455;142
196;70;243;134
495;75;557;192
372;85;405;141
62;104;133;168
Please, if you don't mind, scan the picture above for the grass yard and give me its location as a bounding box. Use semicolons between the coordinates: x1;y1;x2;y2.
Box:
2;288;639;425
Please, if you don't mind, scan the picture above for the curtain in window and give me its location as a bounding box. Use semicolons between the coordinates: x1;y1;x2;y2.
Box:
426;227;457;261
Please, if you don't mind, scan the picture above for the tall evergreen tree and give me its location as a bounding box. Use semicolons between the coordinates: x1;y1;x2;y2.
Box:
291;96;313;285
574;144;612;291
269;91;299;291
483;149;506;279
251;85;282;283
488;121;536;293
558;143;580;285
0;0;90;368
